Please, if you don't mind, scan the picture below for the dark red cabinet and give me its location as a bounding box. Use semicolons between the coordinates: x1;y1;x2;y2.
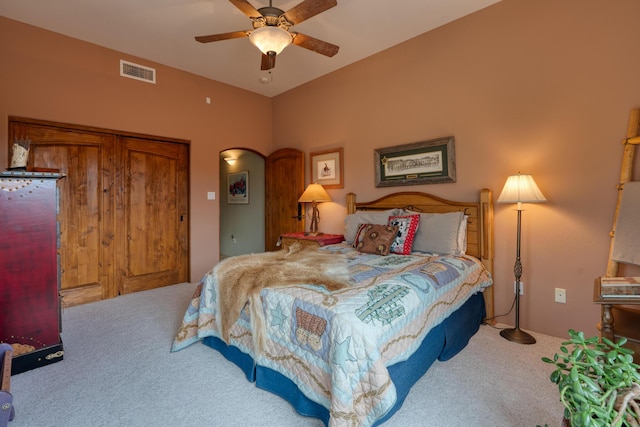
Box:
0;171;64;374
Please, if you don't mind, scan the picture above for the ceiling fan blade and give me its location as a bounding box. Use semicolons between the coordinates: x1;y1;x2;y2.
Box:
292;33;339;57
229;0;263;19
195;31;249;43
261;52;276;70
283;0;337;25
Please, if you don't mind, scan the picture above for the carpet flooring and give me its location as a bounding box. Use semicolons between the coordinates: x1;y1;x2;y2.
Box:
8;282;565;426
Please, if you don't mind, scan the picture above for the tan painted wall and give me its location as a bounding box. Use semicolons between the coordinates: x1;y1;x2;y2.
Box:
3;0;640;339
271;0;640;338
0;17;273;281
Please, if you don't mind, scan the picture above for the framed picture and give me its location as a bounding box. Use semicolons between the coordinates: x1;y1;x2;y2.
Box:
310;148;344;189
374;137;456;187
227;171;249;204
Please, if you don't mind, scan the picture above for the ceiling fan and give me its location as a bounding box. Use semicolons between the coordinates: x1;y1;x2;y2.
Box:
195;0;339;71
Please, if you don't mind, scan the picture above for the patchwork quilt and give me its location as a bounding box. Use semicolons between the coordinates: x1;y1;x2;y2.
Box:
172;244;492;427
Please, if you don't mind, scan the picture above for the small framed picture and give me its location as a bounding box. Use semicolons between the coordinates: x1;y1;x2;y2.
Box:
227;171;249;204
310;148;344;189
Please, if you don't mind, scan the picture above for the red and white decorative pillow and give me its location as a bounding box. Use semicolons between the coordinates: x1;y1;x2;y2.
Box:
388;214;420;255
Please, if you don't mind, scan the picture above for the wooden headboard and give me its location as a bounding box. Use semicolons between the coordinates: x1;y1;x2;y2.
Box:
346;189;494;320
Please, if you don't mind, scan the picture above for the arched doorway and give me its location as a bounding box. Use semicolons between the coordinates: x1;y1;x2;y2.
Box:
219;148;265;259
219;147;305;258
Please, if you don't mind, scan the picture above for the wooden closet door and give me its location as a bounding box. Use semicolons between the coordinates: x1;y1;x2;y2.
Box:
116;137;189;294
8;121;116;306
9;117;190;305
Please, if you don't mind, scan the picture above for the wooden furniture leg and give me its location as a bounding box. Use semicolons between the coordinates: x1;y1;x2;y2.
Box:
601;304;615;341
0;343;15;426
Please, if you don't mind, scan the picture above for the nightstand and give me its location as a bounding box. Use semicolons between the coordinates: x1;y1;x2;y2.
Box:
280;232;344;252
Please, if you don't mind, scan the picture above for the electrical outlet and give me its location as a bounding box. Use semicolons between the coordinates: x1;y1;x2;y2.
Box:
513;281;524;295
555;288;566;303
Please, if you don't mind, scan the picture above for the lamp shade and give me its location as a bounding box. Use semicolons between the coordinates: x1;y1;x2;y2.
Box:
298;183;332;203
249;26;292;55
497;174;547;204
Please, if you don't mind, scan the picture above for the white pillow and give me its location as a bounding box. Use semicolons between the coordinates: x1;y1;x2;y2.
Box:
344;209;402;244
412;211;465;255
402;210;467;255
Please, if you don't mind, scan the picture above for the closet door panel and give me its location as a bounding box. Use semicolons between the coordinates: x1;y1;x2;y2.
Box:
117;137;189;294
9;121;115;306
8;118;189;304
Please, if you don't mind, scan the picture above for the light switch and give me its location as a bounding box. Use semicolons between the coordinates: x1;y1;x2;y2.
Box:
207;192;216;200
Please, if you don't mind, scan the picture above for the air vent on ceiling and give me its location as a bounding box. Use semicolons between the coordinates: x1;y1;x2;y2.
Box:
120;60;156;84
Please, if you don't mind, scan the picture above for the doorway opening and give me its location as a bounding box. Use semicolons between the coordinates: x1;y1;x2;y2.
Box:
219;148;265;259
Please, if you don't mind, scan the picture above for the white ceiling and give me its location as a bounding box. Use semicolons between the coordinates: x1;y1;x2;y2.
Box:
0;0;500;97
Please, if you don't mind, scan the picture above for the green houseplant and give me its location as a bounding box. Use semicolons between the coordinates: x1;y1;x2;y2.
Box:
542;329;640;427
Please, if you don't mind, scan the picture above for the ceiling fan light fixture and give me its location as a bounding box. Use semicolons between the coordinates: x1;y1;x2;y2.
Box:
249;26;292;56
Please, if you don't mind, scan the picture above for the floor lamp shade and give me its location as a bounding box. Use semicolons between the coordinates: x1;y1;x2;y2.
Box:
498;173;546;344
298;183;332;235
498;174;547;206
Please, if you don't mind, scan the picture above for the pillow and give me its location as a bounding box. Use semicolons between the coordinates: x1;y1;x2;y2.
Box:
412;211;465;255
356;224;399;256
344;209;402;244
387;214;420;255
352;223;368;248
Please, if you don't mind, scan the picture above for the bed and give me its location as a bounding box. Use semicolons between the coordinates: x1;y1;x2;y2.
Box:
172;189;494;427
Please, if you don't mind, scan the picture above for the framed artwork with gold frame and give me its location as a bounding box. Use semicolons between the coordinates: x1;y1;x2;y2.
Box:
310;148;343;189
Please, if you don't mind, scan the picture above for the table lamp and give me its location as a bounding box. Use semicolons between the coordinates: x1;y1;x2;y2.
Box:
298;183;332;235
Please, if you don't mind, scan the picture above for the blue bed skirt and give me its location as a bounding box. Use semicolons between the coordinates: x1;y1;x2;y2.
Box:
203;291;486;426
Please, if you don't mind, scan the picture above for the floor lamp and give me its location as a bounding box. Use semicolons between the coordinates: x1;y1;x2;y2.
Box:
497;173;547;344
298;183;332;236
